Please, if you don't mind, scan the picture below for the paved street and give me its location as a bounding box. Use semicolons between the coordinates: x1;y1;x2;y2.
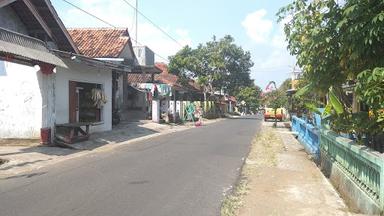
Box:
0;117;261;216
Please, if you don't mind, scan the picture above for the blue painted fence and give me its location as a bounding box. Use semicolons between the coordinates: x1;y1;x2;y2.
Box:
292;116;320;160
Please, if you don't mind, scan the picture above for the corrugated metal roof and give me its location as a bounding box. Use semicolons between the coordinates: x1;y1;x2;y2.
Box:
0;27;67;67
52;50;132;73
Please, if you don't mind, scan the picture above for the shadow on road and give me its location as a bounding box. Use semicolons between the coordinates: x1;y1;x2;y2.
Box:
69;121;159;150
2;171;47;180
0;121;160;166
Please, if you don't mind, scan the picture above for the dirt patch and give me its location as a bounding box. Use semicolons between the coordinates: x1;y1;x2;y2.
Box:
222;122;352;216
221;126;284;216
0;139;40;146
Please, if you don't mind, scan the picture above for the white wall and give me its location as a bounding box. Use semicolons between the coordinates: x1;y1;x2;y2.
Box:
0;61;46;138
55;60;112;132
119;44;135;60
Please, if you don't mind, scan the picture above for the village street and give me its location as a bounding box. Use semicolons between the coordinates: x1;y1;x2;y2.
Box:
1;0;382;215
0;117;261;216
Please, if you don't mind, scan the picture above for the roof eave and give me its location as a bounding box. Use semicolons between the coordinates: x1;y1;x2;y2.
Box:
43;0;79;53
52;50;132;72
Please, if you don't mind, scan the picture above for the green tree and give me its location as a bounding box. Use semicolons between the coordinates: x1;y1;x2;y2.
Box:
278;0;384;95
355;68;384;133
168;35;254;97
278;78;292;92
265;90;288;127
236;86;262;113
278;0;384;137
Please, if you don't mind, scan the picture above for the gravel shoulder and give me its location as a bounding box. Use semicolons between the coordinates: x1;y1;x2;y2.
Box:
222;121;357;216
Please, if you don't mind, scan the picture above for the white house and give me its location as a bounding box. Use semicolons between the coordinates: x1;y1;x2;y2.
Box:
67;29;163;123
0;0;76;140
0;0;130;143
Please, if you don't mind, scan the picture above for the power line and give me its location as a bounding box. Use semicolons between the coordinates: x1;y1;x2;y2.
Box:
61;0;117;28
129;37;168;62
60;0;168;62
120;0;184;48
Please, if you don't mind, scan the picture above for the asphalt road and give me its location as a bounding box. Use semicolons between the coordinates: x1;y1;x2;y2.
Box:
0;117;261;216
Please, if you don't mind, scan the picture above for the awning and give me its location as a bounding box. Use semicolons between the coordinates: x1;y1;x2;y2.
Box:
0;27;67;68
53;50;132;72
132;65;162;74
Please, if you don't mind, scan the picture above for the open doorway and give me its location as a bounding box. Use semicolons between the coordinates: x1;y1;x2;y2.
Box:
69;81;104;123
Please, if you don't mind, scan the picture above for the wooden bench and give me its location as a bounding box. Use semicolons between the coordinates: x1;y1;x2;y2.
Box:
55;122;95;144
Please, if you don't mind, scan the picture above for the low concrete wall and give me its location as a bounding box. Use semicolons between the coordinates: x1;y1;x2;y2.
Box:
320;130;383;215
292;116;320;161
320;152;380;214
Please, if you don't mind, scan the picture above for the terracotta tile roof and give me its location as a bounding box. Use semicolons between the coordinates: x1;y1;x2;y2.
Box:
127;74;153;84
154;62;203;93
155;74;179;85
67;28;131;58
154;62;179;85
228;96;237;102
127;62;203;93
155;62;169;74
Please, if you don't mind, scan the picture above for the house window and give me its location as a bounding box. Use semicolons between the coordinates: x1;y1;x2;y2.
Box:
69;81;105;123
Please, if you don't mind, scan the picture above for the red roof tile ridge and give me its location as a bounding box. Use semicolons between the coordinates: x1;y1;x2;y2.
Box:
67;27;128;31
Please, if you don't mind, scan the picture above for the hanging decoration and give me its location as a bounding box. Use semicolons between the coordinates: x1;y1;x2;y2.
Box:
91;88;107;108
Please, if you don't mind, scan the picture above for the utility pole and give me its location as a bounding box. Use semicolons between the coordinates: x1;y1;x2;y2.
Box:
135;0;138;45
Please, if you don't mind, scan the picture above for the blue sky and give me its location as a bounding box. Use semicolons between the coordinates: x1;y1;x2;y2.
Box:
51;0;295;89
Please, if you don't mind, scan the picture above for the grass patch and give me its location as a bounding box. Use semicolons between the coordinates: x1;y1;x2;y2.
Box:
220;126;284;216
221;171;249;216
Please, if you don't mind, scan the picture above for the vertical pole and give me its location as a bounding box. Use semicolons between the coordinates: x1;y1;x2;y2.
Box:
173;90;177;123
135;0;138;45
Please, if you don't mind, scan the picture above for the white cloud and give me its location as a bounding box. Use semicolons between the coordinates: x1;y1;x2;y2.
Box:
242;9;295;88
53;0;191;62
137;23;192;62
251;48;295;89
241;9;273;44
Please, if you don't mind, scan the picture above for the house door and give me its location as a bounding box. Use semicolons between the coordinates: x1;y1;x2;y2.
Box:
69;81;78;123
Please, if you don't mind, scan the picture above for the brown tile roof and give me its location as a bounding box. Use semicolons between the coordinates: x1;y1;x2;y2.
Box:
155;74;179;86
127;74;153;84
228;96;237;102
154;62;181;87
154;62;204;92
127;62;203;93
155;62;169;74
67;28;131;58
